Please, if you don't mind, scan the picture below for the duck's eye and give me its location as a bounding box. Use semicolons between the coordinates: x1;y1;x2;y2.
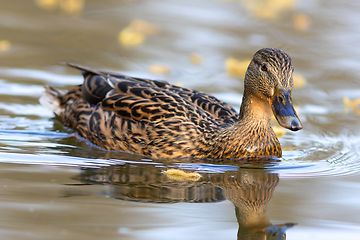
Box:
278;95;285;105
261;63;268;71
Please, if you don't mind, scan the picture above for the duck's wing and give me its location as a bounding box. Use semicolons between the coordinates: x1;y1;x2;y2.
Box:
45;65;227;156
67;63;239;125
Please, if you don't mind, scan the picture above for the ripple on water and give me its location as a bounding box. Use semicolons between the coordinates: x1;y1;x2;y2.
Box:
0;127;358;179
277;134;360;178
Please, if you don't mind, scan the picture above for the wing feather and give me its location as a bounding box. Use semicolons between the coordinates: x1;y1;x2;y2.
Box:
66;63;238;124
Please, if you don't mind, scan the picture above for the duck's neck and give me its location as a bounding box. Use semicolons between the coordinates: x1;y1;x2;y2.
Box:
238;91;272;126
198;92;280;159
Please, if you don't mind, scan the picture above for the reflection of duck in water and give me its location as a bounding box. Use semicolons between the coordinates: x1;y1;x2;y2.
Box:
211;169;296;240
41;48;302;159
71;164;296;239
75;164;225;203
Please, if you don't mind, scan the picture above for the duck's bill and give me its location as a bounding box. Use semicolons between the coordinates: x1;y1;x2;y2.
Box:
263;223;298;240
269;88;302;131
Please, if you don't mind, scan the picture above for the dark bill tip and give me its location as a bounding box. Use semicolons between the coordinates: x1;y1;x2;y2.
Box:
290;119;302;131
275;116;303;131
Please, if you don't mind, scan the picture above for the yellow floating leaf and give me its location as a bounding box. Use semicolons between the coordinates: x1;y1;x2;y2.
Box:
35;0;58;11
0;40;11;52
59;0;84;15
225;57;250;79
343;97;360;115
129;19;160;35
164;169;202;182
253;8;278;19
118;28;146;47
149;64;170;75
350;98;360;108
293;73;307;88
272;0;295;10
294;14;310;31
240;0;295;19
343;97;360;108
118;19;158;48
343;97;351;107
190;53;202;65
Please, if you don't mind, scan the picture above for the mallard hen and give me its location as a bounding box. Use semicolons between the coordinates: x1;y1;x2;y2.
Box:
40;48;302;159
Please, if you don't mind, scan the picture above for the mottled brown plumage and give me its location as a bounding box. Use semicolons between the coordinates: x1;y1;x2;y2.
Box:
40;48;302;159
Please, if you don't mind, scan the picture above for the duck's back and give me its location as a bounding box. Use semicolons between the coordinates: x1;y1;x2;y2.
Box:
41;64;239;158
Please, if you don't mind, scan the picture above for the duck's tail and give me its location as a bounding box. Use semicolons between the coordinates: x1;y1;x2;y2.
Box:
39;86;66;116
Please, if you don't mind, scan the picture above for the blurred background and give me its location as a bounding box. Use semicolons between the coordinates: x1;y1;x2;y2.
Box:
0;0;360;239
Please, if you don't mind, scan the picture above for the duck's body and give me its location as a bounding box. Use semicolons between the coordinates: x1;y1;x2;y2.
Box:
41;48;302;159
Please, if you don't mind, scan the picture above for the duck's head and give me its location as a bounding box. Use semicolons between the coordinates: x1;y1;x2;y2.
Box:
244;48;302;131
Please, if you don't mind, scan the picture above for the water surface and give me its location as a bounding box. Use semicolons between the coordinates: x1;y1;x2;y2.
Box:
1;0;360;239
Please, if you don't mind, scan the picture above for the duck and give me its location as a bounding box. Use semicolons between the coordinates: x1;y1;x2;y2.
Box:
40;48;302;159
